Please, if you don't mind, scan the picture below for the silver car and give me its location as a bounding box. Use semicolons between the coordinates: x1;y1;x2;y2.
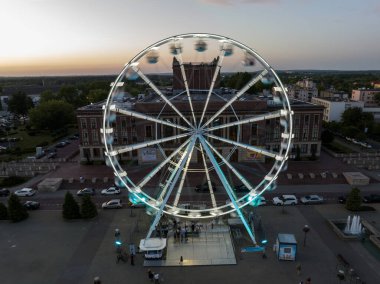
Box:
102;199;122;209
300;195;324;205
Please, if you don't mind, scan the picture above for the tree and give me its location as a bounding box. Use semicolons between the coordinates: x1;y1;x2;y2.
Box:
29;100;74;131
321;130;334;144
8;194;28;222
374;93;380;105
0;202;8;220
7;92;33;117
87;89;108;103
345;187;362;211
40;90;59;103
341;107;374;135
62;192;81;219
81;195;98;219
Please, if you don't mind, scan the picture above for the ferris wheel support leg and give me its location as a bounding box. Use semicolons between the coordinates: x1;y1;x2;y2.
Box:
198;135;257;245
145;137;197;240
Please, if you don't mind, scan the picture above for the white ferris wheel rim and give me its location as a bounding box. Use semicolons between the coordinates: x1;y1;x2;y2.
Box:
102;33;293;219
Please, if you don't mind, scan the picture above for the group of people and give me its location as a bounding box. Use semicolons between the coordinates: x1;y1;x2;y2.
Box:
148;269;161;283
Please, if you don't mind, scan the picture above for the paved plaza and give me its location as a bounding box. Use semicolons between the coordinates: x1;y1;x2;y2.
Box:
1;202;380;284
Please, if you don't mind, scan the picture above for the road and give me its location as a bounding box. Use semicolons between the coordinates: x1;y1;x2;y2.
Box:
2;182;379;210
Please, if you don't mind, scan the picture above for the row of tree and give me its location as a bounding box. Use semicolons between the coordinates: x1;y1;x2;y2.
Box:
0;192;98;222
62;192;98;219
0;194;28;222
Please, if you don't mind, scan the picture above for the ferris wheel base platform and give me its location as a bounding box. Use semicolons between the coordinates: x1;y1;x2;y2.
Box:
143;224;237;266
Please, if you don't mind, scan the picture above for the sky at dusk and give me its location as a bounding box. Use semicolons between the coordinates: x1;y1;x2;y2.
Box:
1;0;380;76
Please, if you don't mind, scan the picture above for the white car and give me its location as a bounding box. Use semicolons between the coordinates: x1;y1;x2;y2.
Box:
272;194;298;206
14;188;36;197
102;199;122;209
101;187;121;195
300;195;324;205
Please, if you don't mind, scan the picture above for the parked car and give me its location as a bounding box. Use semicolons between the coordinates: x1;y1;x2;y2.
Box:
101;187;121;195
363;194;380;203
338;195;347;204
14;188;36;197
0;188;10;197
102;199;122;209
234;184;249;192
77;188;95;196
300;195;324;205
195;182;216;192
272;194;298;206
23;200;40;210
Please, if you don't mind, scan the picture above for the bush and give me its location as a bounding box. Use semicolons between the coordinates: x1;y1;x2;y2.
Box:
0;202;8;220
345;187;362;211
0;176;28;187
62;191;81;219
81;195;98;219
8;194;28;222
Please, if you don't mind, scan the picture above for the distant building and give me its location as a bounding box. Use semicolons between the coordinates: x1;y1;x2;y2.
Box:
172;57;220;92
351;89;380;107
287;79;318;102
319;88;348;100
311;97;364;122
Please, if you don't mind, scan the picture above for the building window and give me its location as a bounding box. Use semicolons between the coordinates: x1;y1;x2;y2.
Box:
146;125;152;138
312;128;319;141
314;114;319;125
80;118;87;129
92;131;99;144
82;130;89;143
302;128;309;141
301;144;308;153
304;115;309;126
93;148;100;158
251;123;258;136
90;118;97;129
121;120;127;129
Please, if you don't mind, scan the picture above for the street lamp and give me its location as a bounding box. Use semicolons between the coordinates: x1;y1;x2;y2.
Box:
303;225;310;247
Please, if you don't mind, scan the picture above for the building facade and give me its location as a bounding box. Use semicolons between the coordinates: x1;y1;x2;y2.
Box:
311;97;364;122
77;96;323;163
287;79;318;102
351;89;380;107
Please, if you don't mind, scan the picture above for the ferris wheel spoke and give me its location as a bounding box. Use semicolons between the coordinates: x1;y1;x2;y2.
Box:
174;53;197;126
198;50;226;127
146;137;197;239
201;69;269;129
111;133;190;155
205;140;257;196
112;106;191;131
205;133;283;160
172;144;195;208
205;110;286;132
198;135;257;244
136;139;191;190
157;140;195;201
131;65;193;128
199;143;217;208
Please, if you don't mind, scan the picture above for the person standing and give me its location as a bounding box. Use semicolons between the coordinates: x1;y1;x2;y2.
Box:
296;263;302;275
148;270;154;282
130;253;135;265
154;273;160;284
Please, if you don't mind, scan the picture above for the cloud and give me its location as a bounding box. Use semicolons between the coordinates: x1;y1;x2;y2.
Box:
201;0;280;5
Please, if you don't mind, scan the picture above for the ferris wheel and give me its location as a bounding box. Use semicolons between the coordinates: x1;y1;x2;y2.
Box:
102;33;293;243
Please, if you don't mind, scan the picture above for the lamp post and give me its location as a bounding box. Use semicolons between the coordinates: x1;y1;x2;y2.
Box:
303;225;310;247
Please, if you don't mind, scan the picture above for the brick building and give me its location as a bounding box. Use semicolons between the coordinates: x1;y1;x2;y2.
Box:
172;57;220;92
77;95;323;163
